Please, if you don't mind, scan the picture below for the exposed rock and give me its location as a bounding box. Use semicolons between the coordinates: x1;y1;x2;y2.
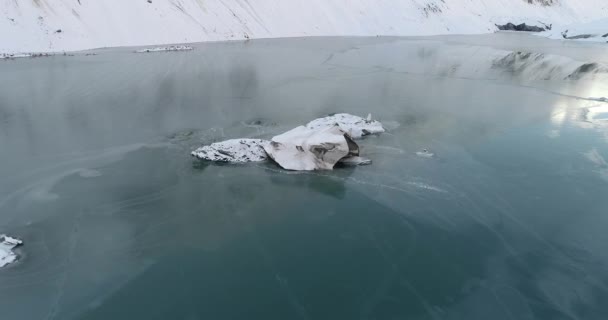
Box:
264;125;358;171
496;23;546;32
191;139;268;162
0;235;23;268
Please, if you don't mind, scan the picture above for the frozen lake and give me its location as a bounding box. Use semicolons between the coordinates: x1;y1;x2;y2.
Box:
1;33;608;319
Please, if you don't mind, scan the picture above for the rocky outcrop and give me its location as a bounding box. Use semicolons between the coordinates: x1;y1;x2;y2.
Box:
496;22;548;32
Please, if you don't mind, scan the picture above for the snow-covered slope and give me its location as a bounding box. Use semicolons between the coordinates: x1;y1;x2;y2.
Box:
1;0;606;53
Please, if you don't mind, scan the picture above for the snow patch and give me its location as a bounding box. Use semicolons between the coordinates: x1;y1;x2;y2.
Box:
306;113;385;139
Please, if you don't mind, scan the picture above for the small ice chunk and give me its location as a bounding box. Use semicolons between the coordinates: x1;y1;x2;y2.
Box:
191;139;269;163
264;125;358;171
0;235;23;268
416;149;435;158
339;156;372;166
306;113;385;139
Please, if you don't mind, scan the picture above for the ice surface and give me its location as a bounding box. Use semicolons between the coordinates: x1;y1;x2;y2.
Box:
264;125;358;171
191;139;269;162
306;113;385;139
0;235;22;268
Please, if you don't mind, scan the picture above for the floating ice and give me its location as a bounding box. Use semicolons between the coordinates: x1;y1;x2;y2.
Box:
416;149;435;158
191;113;385;169
191;139;269;162
264;125;358;171
0;235;22;268
1;53;52;59
306;113;385;139
135;45;194;53
339;156;372;166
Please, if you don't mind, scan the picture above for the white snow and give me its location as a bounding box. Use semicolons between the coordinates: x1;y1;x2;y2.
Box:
264;125;356;171
191;139;269;163
306;114;385;139
135;45;194;53
1;0;606;53
0;235;22;268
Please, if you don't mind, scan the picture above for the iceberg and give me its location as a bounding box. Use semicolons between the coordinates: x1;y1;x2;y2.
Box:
191;113;385;170
263;125;359;171
0;235;22;268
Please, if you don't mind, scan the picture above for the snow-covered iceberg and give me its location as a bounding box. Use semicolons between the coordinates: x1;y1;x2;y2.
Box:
263;125;359;171
306;113;385;139
191;113;384;170
0;235;22;268
191;139;268;162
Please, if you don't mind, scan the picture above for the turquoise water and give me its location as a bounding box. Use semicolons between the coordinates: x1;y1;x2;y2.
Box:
1;35;608;320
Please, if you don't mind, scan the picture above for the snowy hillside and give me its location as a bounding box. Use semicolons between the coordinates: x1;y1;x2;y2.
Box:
1;0;607;53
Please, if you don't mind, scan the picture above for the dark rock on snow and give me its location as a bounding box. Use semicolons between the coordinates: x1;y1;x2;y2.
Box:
496;23;547;32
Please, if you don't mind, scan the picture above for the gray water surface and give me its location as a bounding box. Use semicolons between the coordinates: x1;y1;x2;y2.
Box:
1;34;608;320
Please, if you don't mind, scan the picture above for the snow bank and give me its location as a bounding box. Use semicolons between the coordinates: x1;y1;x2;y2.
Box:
0;235;22;268
1;0;606;53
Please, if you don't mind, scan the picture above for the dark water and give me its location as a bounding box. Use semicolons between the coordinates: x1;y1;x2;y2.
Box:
1;34;608;320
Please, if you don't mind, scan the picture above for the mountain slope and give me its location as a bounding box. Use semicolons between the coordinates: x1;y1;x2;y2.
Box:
1;0;606;52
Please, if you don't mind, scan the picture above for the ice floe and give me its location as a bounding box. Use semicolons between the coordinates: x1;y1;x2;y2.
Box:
0;235;22;268
416;149;435;158
339;156;372;166
1;53;52;59
135;45;194;53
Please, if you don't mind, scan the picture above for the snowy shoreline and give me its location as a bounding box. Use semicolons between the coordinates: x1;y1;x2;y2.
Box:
1;0;605;54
